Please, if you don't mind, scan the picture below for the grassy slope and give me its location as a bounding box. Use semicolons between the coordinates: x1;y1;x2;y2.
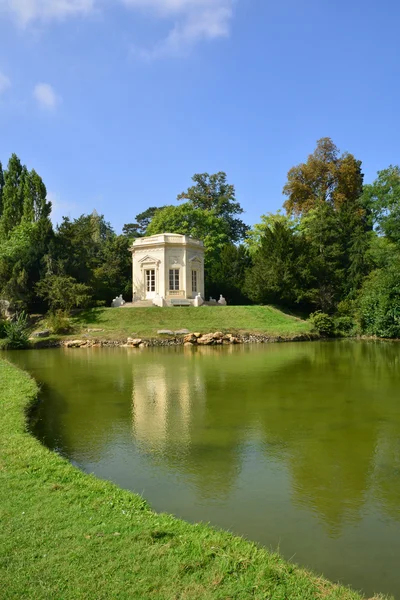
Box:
68;305;312;340
0;359;384;600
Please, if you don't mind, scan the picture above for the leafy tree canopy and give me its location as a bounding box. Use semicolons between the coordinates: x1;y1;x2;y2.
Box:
122;223;141;239
36;274;92;312
178;172;248;242
358;250;400;338
123;206;166;240
0;154;51;240
92;235;132;304
245;219;310;307
361;165;400;243
0;161;4;218
146;203;231;263
51;212;114;284
22;169;51;223
283;138;364;216
2;148;400;339
246;212;297;255
0;154;25;238
207;244;252;304
0;219;53;310
0;153;53;310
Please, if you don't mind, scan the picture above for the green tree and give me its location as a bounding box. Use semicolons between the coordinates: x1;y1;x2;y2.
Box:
147;203;230;262
122;206;165;240
298;204;346;310
0;161;4;219
0;155;53;311
207;244;252;304
282;139;369;308
0;221;51;310
283;138;364;216
92;235;132;304
147;203;232;293
136;207;164;235
49;213;133;305
246;212;293;255
178;172;248;242
245;219;310;307
358;250;400;338
361;165;400;243
122;223;141;239
0;154;25;239
36;274;92;312
52;213;114;286
22;169;52;223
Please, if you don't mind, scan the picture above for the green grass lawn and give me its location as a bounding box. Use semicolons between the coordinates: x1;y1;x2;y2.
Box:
67;305;312;340
0;359;386;599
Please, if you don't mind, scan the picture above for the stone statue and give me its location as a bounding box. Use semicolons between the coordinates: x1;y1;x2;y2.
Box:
111;295;126;308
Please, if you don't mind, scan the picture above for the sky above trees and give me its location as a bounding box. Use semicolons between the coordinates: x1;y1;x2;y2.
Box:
0;0;399;231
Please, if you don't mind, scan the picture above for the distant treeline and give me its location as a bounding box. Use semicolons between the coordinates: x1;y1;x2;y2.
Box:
1;138;399;337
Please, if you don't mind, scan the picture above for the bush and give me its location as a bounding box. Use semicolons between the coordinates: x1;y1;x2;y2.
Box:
46;311;73;335
310;311;335;336
336;299;356;317
334;315;357;336
3;312;30;349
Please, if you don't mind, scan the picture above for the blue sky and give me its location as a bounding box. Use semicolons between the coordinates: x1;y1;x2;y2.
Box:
0;0;399;232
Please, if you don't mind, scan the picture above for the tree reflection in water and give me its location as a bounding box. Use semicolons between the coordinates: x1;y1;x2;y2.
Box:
11;341;400;599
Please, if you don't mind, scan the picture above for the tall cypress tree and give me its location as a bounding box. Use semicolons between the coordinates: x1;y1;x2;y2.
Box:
0;155;53;310
23;169;51;223
0;154;25;239
0;162;4;219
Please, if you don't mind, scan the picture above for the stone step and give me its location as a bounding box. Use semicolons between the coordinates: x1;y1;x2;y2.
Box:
123;300;154;308
169;299;194;307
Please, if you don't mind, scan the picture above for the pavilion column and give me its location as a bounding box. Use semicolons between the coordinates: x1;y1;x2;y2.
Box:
183;245;188;298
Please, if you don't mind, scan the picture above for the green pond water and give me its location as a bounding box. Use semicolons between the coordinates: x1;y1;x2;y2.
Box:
8;341;400;599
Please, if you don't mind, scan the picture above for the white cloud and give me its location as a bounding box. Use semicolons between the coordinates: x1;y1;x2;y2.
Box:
33;83;60;110
0;0;235;55
0;0;95;26
0;72;11;95
121;0;229;15
124;0;234;57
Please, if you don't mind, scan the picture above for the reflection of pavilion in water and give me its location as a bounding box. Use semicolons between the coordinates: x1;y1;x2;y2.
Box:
132;360;205;449
131;347;245;499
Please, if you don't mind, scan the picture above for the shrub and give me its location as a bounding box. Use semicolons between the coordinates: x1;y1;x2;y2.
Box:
336;299;356;317
310;311;335;336
334;315;357;336
3;312;30;349
46;311;73;335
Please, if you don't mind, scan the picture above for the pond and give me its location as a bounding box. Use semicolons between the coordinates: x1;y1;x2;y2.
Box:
8;341;400;599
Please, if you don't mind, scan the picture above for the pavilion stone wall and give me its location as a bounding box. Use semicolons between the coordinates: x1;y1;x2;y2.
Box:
132;245;165;300
131;234;205;302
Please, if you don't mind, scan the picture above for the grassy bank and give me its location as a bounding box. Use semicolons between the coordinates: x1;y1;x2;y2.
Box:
64;305;312;340
0;359;384;599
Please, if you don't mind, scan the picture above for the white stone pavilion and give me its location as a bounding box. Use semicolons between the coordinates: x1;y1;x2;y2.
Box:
130;233;205;306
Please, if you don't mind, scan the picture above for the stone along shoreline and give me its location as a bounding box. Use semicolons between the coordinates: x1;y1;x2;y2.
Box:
32;331;319;349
